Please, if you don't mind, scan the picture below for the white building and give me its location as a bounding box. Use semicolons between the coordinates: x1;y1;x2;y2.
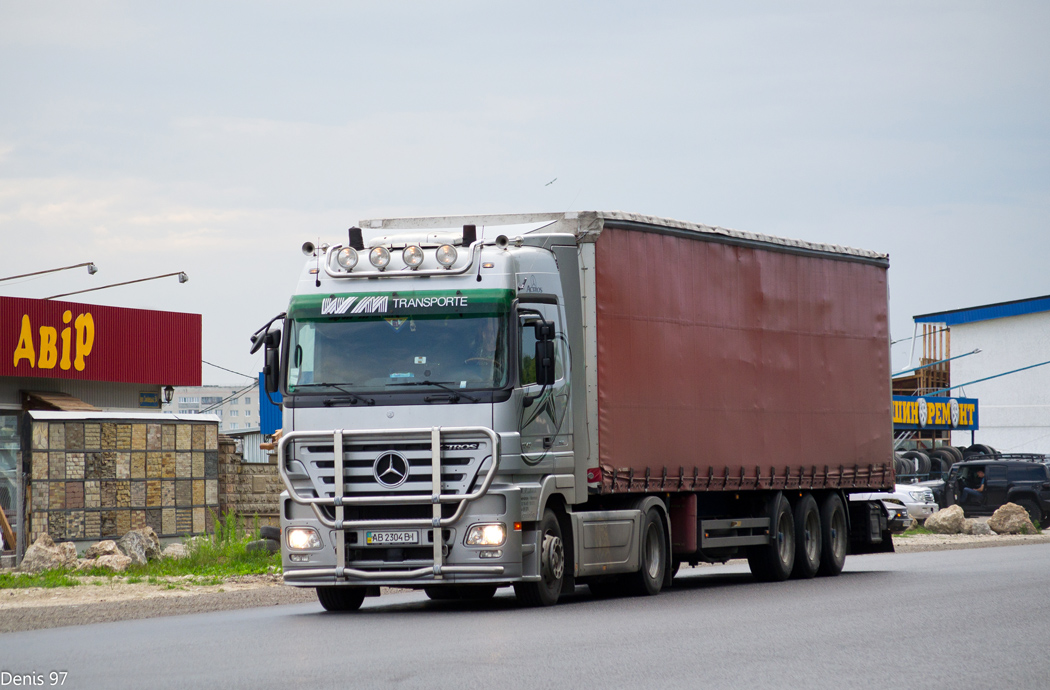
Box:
915;295;1050;454
162;384;259;435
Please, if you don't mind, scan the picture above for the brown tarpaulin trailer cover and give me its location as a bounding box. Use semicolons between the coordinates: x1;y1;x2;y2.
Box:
589;218;892;494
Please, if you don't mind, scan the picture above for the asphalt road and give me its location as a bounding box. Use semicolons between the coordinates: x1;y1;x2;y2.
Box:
4;545;1050;690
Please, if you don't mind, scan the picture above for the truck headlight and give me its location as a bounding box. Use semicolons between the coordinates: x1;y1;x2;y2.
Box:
435;244;458;268
336;247;358;270
465;523;506;547
287;527;322;550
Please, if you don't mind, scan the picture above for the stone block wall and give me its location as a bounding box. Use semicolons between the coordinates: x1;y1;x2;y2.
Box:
217;437;279;527
27;418;220;543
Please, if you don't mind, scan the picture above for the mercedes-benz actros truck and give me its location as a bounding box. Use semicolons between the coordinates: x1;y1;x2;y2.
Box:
252;211;893;610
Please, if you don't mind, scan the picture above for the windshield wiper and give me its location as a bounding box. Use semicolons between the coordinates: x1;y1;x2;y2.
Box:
388;380;480;403
315;382;374;406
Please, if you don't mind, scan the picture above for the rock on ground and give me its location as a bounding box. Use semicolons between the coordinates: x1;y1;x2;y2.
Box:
964;519;994;536
118;527;162;565
92;554;132;572
161;543;190;560
84;540;122;559
925;505;966;534
988;503;1038;535
19;534;78;573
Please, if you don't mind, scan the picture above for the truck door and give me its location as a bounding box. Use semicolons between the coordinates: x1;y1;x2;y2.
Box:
518;303;572;473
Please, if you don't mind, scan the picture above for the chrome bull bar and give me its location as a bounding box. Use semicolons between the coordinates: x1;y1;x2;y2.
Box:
278;426;503;581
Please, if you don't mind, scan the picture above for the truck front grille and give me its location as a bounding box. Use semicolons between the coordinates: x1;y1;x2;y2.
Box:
291;436;492;500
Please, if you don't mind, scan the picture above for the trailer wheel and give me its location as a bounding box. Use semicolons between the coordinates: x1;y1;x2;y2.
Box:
514;508;565;607
747;493;795;582
628;509;666;596
790;494;821;579
817;493;848;577
316;586;366;612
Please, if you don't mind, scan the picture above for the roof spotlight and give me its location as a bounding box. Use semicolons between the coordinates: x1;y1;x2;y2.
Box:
403;245;424;268
435;244;458;268
369;246;391;270
336;247;359;270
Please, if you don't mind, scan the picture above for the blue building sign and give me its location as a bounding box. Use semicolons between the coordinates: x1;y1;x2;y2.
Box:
892;396;978;431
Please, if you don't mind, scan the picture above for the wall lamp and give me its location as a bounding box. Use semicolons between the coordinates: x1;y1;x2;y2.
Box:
44;272;188;300
0;262;98;283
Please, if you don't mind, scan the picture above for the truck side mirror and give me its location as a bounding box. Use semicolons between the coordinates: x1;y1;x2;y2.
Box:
534;321;556;386
262;330;281;394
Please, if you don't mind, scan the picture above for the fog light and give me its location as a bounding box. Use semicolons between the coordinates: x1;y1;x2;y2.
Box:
435;244;458;268
465;523;506;546
336;247;358;270
479;550;502;559
369;246;391;270
287;527;321;550
402;245;424;268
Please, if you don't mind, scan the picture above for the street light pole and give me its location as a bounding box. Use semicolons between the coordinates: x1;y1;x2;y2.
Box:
0;262;98;283
44;272;188;300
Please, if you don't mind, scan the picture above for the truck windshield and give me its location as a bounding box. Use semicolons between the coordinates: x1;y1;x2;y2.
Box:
286;314;508;393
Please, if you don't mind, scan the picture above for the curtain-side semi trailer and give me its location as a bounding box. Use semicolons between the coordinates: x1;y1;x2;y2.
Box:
252;211;894;610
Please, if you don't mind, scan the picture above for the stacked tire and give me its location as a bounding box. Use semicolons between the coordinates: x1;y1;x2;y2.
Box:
893;446;975;480
246;525;281;554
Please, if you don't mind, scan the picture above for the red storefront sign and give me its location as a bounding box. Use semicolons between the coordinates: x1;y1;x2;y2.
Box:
1;296;201;385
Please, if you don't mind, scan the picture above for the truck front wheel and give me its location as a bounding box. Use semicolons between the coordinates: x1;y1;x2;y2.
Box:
628;508;666;596
514;509;566;607
747;493;795;582
316;586;366;612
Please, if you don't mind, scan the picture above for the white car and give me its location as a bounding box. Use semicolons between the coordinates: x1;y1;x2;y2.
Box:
852;484;939;522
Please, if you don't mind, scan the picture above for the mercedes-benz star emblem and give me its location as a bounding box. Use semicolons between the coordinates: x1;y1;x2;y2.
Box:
373;452;410;488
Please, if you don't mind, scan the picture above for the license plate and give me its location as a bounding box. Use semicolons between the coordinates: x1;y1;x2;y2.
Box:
365;530;419;545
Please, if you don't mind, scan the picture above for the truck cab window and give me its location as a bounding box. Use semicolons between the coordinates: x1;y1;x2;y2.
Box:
287;314;509;393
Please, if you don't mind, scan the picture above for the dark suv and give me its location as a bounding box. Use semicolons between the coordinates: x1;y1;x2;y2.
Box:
945;455;1050;527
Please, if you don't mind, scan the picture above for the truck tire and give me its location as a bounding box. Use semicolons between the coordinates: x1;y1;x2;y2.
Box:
259;525;281;542
941;445;965;464
316;586;366;612
817;493;847;577
928;448;954;474
514;508;566;607
790;494;821;579
1013;497;1043;528
747;493;795;582
965;444;994;458
902;450;930;476
627;509;666;596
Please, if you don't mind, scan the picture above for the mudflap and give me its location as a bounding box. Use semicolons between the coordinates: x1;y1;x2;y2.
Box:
848;500;895;555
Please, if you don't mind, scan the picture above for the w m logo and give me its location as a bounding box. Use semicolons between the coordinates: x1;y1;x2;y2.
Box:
320;295;389;315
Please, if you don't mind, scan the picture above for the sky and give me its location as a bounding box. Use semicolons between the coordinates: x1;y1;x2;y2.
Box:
1;1;1047;385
